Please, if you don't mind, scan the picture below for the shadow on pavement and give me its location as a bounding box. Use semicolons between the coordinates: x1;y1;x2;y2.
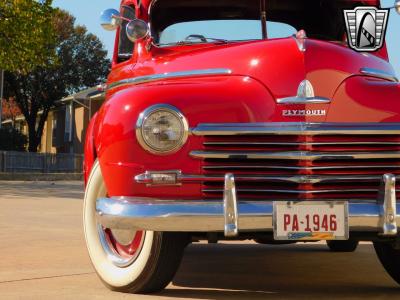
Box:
160;243;400;299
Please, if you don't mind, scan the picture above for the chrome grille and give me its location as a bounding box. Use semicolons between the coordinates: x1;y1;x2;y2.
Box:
190;123;400;200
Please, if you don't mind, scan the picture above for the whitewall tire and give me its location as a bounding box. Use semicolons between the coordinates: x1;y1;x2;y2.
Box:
83;160;188;293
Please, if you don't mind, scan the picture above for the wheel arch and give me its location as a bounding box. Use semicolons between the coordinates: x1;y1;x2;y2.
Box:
84;112;99;186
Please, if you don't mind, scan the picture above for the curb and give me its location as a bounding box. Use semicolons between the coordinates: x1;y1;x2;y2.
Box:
0;173;83;181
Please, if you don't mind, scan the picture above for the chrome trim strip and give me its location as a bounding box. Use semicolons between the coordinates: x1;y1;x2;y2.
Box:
360;67;399;83
148;0;159;17
380;174;398;236
203;165;400;171
223;174;238;237
203;189;380;194
96;197;400;233
108;68;232;90
204;141;400;146
203;165;400;170
135;172;398;185
191;122;400;136
135;170;182;186
277;96;331;104
190;150;400;160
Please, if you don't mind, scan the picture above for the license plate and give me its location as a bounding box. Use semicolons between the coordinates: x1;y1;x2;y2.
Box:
273;201;349;241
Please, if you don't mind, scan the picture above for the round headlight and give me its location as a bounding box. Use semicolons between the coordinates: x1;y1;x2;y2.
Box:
136;104;189;154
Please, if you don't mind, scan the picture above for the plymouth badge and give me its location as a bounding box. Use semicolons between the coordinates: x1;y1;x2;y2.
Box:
283;110;327;117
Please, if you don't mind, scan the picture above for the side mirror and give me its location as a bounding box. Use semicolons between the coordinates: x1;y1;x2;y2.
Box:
395;0;400;14
126;19;150;42
100;9;121;31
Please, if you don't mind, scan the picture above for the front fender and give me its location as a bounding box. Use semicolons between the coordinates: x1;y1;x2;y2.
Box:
94;75;274;197
327;76;400;122
84;112;98;186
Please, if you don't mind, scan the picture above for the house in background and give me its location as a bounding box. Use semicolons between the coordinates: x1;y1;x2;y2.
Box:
1;86;105;154
42;86;105;154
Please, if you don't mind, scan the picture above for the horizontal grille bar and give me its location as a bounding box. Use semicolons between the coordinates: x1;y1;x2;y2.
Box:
192;122;400;136
136;173;391;184
195;122;400;201
204;141;400;146
203;188;381;194
191;151;400;160
203;165;400;171
202;175;392;184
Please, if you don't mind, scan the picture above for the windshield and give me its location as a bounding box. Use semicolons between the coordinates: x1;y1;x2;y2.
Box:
159;20;297;45
151;0;377;46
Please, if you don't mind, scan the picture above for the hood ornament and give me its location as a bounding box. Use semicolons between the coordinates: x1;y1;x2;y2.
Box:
297;79;314;98
277;80;331;105
294;29;307;52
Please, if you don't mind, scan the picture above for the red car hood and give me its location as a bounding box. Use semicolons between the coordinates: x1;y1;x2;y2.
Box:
137;38;394;102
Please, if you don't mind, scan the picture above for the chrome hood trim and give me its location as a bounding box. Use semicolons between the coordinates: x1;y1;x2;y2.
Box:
107;68;232;91
360;67;399;83
277;96;331;104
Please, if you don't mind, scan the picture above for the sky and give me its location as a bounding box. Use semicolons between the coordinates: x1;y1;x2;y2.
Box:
52;0;400;75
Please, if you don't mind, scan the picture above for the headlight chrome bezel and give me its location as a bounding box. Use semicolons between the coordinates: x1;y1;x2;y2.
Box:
136;104;189;155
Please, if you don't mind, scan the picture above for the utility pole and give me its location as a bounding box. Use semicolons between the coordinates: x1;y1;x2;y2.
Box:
0;69;4;129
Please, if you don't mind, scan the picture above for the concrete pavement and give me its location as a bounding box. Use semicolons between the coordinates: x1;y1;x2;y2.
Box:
0;180;400;299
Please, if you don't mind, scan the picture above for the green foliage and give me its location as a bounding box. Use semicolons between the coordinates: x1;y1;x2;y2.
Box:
4;9;110;152
0;0;56;73
51;10;110;94
0;127;27;151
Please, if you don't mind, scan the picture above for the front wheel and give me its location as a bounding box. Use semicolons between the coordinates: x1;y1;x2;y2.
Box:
83;161;188;293
374;241;400;285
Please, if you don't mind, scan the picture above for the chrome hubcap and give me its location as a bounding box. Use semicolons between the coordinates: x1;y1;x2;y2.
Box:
97;225;145;268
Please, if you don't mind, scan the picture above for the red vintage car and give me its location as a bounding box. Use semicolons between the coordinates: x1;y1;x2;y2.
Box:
84;0;400;294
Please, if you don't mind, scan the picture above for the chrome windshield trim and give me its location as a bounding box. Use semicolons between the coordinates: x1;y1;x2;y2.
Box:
360;67;399;83
277;96;331;104
107;68;232;91
148;0;159;16
190;150;400;160
191;122;400;136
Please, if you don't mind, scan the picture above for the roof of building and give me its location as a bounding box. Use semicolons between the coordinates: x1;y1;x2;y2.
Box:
1;85;105;125
59;85;106;104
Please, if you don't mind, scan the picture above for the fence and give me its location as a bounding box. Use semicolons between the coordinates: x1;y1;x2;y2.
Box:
0;151;83;173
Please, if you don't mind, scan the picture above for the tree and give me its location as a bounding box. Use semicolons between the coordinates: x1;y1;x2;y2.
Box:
1;98;21;122
0;0;56;73
5;9;110;152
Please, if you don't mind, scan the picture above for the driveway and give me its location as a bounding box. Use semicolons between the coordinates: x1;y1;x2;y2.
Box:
0;180;399;299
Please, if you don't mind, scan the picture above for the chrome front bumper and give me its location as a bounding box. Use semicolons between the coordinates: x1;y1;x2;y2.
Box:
96;173;398;238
